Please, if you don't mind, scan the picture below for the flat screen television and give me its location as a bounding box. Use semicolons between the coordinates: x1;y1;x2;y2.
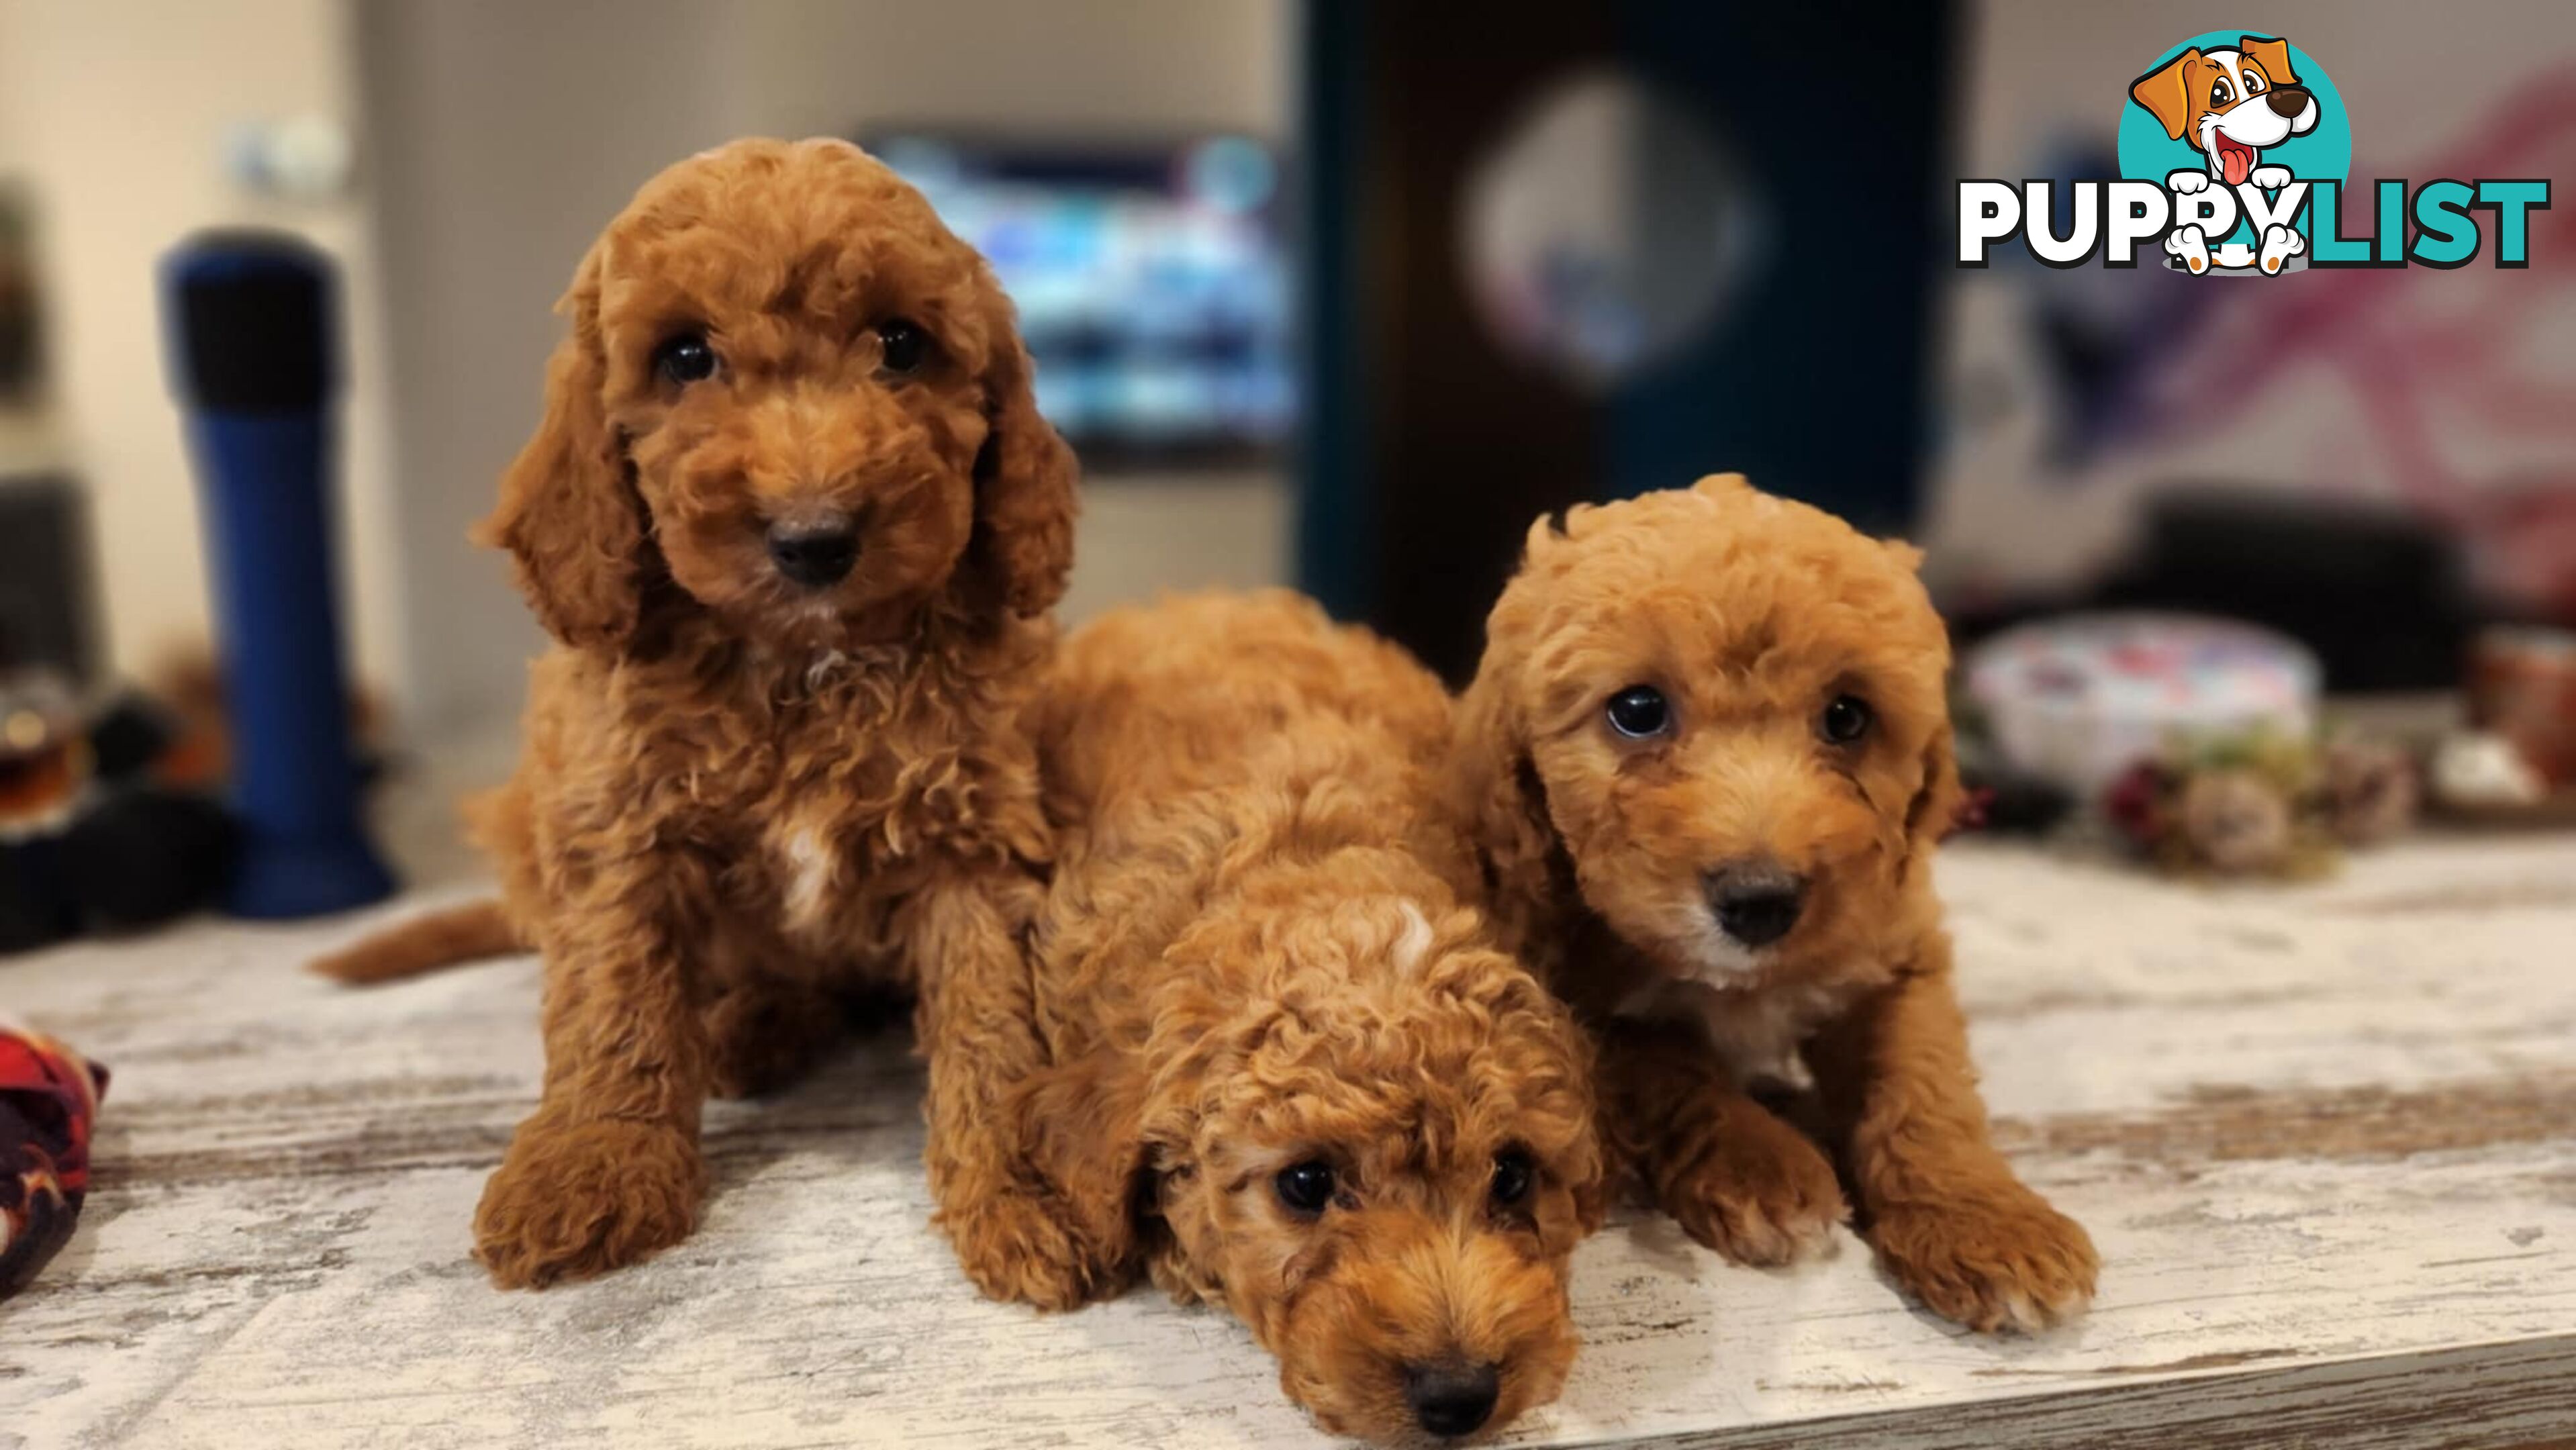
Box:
868;132;1293;470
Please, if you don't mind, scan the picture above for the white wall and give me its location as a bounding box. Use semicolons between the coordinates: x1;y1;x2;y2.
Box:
357;0;1296;737
0;0;404;699
354;0;753;736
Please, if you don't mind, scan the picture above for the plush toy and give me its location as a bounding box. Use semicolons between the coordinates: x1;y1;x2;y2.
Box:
2102;727;2420;878
0;1023;105;1298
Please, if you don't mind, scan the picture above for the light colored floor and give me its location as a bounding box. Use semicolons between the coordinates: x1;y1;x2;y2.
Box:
5;837;2575;1448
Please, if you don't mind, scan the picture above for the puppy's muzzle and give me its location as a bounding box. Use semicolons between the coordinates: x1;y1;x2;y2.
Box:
767;523;857;589
1707;859;1807;949
1403;1359;1500;1439
2265;85;2311;119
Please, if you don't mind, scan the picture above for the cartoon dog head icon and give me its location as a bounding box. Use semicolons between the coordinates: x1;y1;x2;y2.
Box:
2130;35;2320;188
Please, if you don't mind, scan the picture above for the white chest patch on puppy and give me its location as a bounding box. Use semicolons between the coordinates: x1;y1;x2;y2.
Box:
1391;901;1436;975
1615;976;1848;1090
778;822;839;937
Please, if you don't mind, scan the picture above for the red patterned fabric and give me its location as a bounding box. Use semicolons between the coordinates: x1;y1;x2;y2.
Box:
0;1024;106;1298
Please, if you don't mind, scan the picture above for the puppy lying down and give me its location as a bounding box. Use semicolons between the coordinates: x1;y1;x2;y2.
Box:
1445;475;2099;1333
955;591;1603;1443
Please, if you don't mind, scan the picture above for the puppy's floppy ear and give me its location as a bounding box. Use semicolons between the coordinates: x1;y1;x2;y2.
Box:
1451;526;1580;936
1905;720;1964;851
1450;666;1564;929
969;290;1080;618
475;246;651;648
1013;1051;1169;1282
1430;957;1607;1242
1568;1143;1610;1235
2238;34;2297;88
2130;47;2203;140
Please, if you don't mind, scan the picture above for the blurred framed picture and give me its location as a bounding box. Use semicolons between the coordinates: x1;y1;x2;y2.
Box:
867;130;1293;471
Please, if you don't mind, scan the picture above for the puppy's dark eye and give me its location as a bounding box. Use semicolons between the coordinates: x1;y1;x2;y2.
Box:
1821;694;1874;744
653;332;718;387
875;318;928;375
1605;685;1670;739
2209;78;2234;107
1491;1149;1535;1207
1274;1159;1335;1216
2244;72;2265;93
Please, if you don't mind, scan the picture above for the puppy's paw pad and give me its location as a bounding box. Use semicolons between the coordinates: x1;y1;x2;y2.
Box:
473;1118;706;1290
1872;1188;2099;1333
2166;169;2211;194
2250;165;2292;191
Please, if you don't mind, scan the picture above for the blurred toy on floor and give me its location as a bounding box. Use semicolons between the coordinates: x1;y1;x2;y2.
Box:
2095;729;2415;880
1956;612;2441;878
0;1021;105;1301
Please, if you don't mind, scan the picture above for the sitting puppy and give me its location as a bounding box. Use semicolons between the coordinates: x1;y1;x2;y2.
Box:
960;591;1603;1443
316;139;1077;1289
1441;475;2097;1332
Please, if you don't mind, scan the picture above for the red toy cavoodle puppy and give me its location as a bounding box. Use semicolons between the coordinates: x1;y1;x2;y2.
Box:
957;591;1604;1443
315;138;1078;1291
1441;475;2097;1332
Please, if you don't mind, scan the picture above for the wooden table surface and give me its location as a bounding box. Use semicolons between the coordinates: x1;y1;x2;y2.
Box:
5;836;2575;1449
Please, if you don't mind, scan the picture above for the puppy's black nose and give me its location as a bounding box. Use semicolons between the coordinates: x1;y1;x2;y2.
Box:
1709;861;1807;949
767;525;857;589
1404;1361;1500;1439
2267;84;2310;118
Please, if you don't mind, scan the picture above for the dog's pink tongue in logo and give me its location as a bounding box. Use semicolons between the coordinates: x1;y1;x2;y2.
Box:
2215;134;2256;186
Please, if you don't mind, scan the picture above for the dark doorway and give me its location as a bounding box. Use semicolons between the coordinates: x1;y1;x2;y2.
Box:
1299;0;1958;680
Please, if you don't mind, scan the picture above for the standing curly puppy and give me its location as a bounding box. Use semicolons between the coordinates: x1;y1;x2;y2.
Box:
1441;475;2097;1333
316;139;1077;1290
967;591;1603;1443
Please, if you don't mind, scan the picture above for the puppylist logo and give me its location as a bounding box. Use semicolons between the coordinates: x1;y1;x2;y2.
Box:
1959;32;2550;275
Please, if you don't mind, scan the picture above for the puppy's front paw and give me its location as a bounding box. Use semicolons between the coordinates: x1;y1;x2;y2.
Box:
1870;1183;2097;1332
2166;168;2210;195
2249;164;2292;191
474;1115;706;1289
941;1188;1121;1311
1656;1109;1848;1266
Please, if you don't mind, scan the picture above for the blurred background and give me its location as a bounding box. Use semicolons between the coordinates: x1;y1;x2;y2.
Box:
0;0;2571;907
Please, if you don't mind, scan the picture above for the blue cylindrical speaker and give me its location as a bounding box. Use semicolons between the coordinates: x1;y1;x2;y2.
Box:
161;230;393;918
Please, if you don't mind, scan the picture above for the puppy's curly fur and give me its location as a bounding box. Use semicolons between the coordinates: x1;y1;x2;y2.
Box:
1442;475;2097;1333
963;591;1603;1444
324;140;1078;1290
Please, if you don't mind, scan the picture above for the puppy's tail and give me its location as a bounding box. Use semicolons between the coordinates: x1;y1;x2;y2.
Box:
309;898;524;984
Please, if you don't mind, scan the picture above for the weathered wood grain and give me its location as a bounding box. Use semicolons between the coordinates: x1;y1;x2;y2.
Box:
4;836;2575;1449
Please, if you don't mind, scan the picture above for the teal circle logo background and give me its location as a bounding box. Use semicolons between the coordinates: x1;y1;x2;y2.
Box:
2117;32;2351;244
